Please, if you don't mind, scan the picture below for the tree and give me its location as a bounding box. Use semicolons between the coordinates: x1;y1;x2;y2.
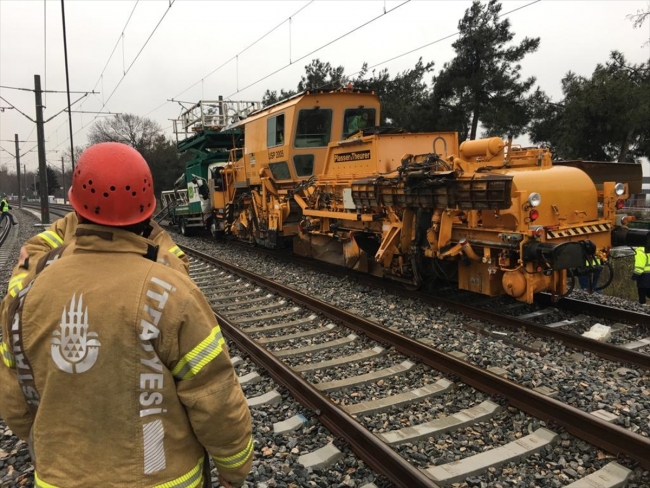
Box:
297;59;347;92
352;59;435;132
529;52;650;162
88;114;162;155
627;1;650;48
262;59;347;106
62;144;86;168
34;166;60;196
431;0;540;140
145;134;186;200
262;87;297;107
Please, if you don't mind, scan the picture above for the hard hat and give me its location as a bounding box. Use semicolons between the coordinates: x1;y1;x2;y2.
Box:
68;142;156;226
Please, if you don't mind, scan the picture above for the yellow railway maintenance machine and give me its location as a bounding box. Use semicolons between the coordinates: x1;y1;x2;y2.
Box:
174;88;649;304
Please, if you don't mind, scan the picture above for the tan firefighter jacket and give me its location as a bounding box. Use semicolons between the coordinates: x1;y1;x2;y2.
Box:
6;212;189;301
0;225;253;487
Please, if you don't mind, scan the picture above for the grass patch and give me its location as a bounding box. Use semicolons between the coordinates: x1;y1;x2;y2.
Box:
602;255;637;302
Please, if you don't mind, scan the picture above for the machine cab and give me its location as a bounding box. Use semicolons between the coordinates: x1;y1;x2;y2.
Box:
229;89;381;187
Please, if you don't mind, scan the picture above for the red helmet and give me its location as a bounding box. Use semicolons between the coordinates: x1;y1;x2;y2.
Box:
68;142;156;226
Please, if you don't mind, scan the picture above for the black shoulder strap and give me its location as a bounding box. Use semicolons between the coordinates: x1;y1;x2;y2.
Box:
144;244;159;262
34;243;71;275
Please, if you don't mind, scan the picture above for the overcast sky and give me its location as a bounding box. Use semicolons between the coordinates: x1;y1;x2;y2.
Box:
1;0;649;175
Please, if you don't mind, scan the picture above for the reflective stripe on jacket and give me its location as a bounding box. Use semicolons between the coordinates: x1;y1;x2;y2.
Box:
0;225;253;487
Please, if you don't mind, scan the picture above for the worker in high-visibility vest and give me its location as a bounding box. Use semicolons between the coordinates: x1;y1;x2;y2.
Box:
632;246;650;305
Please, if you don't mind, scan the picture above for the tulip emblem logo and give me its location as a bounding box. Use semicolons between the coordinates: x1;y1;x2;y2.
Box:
51;294;101;373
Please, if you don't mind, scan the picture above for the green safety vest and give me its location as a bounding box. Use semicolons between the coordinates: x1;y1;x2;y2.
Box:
633;247;650;275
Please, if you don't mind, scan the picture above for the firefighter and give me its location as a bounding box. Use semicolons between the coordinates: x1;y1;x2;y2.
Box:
632;246;650;306
0;142;253;488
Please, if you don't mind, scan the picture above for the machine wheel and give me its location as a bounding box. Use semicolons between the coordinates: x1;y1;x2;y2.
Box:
179;219;191;237
210;219;223;241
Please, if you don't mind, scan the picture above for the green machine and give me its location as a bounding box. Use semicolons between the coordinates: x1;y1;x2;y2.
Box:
162;99;260;235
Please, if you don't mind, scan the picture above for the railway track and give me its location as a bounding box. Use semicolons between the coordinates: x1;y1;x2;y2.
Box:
0;219;17;270
204;232;650;368
3;210;647;485
399;287;650;369
182;244;650;486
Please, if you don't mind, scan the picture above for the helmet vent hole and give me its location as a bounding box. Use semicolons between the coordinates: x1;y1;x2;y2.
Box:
88;180;93;186
94;206;100;214
126;185;131;191
83;205;88;210
103;192;109;198
139;205;144;213
83;184;87;189
91;189;96;194
142;187;146;192
132;191;137;197
110;186;116;191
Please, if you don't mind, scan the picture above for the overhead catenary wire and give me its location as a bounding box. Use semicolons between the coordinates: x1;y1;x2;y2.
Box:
74;0;139;114
253;0;541;104
103;1;176;108
144;0;314;117
46;0;139;150
225;0;411;99
347;0;542;77
53;0;175;151
87;1;140;97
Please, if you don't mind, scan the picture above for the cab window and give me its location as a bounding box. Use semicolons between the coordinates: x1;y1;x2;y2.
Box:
294;109;332;148
343;108;376;138
267;114;285;147
268;161;291;180
293;155;314;177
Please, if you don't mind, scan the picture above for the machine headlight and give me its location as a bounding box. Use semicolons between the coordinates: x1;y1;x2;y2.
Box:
527;192;541;207
614;183;625;196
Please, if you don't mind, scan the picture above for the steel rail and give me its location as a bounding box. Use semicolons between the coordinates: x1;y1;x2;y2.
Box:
407;289;650;370
224;242;650;370
0;220;12;248
183;245;650;470
216;313;438;488
538;292;650;325
411;292;650;370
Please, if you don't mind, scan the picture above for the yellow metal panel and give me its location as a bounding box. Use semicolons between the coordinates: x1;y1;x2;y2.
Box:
508;165;599;225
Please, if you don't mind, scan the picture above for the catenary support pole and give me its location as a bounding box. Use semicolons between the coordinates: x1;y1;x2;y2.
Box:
61;0;75;170
14;134;22;209
61;157;67;204
34;74;50;224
